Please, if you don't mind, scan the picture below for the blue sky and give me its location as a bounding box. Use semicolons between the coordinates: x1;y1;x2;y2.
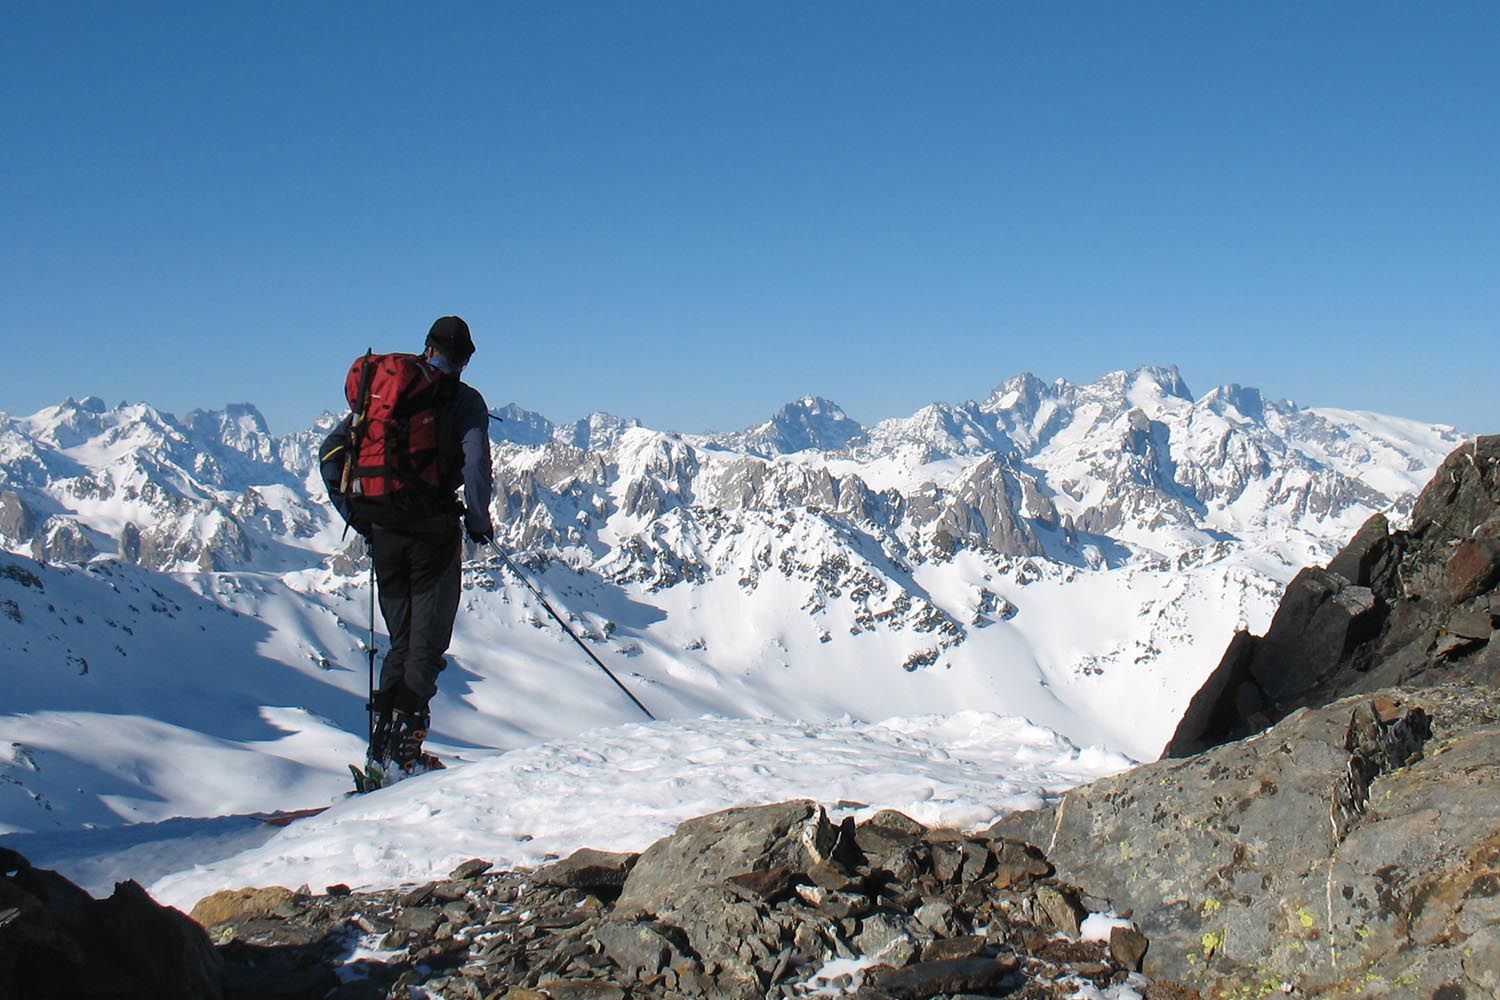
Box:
2;3;1494;435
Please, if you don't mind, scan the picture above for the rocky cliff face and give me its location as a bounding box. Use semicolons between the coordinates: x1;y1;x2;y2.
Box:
1167;435;1500;757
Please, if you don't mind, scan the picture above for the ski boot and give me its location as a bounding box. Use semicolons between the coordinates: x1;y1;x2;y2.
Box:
389;708;446;776
350;710;398;793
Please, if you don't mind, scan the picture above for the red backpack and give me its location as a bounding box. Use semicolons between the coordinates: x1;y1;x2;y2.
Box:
341;351;458;518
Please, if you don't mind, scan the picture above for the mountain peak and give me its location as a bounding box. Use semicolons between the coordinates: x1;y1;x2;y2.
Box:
755;396;864;454
562;411;640;451
1201;384;1267;421
187;403;271;436
1131;364;1192;401
490;403;555;447
980;372;1047;415
773;395;846;421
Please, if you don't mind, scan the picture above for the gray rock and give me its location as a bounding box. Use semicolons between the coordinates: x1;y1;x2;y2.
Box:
1034;885;1085;938
929;456;1046;559
394;907;441;934
31;519;96;564
930;841;965;883
878;844;927;884
1462;925;1500;993
666;884;785;997
119;521;142;563
1326;512;1393;586
914;899;959;937
920;934;989;962
1448;608;1495;640
534;981;626;1000
1108;925;1149;971
865;954;1020;999
615;800;832;917
594;919;682;980
0;491;38;543
995;683;1500;996
726;865;802;903
449;858;493;880
986;838;1052;889
854;911;915;963
432;879;472;902
536;849;638;896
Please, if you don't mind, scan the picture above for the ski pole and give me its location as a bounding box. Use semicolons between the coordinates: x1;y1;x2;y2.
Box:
486;540;655;721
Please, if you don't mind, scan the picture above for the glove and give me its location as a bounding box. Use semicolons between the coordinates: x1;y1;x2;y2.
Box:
467;522;494;545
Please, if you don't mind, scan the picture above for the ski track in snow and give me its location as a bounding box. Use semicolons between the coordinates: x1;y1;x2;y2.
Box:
144;711;1129;911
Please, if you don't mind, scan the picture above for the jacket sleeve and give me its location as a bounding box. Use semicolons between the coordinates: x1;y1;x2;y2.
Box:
456;387;494;537
319;415;371;538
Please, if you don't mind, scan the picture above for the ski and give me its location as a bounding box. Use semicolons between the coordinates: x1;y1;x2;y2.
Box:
347;754;446;795
348;760;385;794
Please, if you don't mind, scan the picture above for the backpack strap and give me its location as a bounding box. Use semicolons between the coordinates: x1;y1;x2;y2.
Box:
341;348;377;494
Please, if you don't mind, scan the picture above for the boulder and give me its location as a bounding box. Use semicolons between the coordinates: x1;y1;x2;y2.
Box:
614;800;835;917
1326;511;1393;587
0;849;223;999
188;885;299;928
1449;527;1500;604
996;684;1500;996
536;849;639;897
611;801;843;996
448;857;493;879
863;954;1020;999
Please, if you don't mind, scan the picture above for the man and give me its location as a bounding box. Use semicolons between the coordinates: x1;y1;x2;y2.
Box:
320;315;494;778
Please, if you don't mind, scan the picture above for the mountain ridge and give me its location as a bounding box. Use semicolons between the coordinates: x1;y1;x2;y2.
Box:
0;364;1471;836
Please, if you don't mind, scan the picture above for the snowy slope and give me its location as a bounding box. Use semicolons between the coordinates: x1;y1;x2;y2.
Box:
145;712;1131;909
0;366;1467;861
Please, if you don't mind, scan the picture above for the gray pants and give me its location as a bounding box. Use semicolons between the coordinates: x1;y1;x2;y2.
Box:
371;517;462;712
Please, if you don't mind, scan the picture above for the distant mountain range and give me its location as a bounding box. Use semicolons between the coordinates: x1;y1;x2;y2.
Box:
0;366;1469;834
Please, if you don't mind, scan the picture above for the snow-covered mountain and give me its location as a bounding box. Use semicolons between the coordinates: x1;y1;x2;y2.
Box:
0;367;1467;839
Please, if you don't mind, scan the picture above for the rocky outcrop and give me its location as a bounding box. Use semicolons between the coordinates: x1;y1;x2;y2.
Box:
0;848;223;999
26;516;97;564
994;684;1500;997
928;456;1046;559
0;490;38;545
144;802;1179;999
1168;436;1500;757
133;507;254;572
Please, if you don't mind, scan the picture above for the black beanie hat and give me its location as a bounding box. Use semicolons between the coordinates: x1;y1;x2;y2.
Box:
426;315;475;362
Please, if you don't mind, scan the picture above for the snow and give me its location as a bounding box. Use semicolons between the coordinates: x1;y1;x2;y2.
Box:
1068;979;1149;1000
1080;912;1135;942
0;367;1468;917
146;711;1130;910
794;955;884;995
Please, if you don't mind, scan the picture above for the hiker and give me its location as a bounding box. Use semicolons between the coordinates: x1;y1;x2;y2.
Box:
320;315;494;780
